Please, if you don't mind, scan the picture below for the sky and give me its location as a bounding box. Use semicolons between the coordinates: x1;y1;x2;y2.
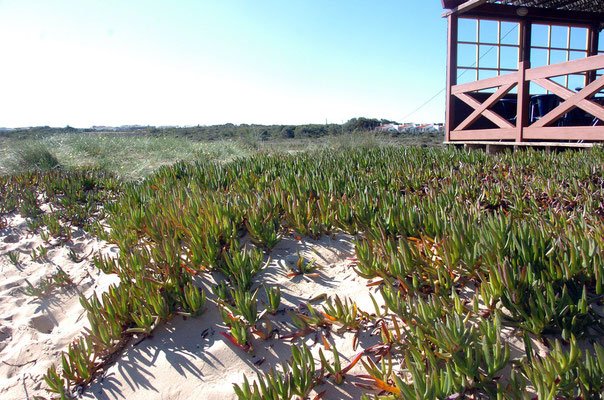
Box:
0;1;448;128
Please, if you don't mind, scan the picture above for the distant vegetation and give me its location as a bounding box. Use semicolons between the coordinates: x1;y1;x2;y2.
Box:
0;117;435;140
0;118;444;178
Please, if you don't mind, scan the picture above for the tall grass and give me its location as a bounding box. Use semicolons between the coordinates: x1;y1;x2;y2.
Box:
5;143;61;173
0;130;442;178
1;132;251;179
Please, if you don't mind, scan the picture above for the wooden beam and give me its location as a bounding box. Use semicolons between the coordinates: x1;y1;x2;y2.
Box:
587;24;600;85
450;128;517;140
530;75;604;128
441;0;465;9
520;19;531;64
455;92;516;129
532;78;604;123
523;126;604;141
445;14;459;140
525;54;604;80
442;0;489;17
455;83;517;131
452;72;519;94
444;140;596;148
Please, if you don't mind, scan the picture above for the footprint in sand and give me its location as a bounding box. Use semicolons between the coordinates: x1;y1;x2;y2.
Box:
0;280;21;292
29;314;55;334
3;234;20;243
0;324;12;351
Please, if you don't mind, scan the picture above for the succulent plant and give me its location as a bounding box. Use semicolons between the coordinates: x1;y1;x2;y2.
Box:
9;146;600;399
321;295;362;331
262;285;281;315
286;251;323;278
7;250;20;266
318;341;363;385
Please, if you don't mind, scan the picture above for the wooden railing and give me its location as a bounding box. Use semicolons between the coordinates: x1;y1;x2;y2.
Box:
448;53;604;142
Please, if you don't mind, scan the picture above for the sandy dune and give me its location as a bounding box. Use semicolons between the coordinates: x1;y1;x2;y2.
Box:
1;213;563;400
0;212;120;400
84;233;385;400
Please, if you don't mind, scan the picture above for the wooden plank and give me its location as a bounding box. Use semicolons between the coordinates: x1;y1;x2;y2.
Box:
445;14;458;140
530;75;604;128
450;128;517;140
442;0;488;17
523;126;604;141
452;72;519;94
455;83;516;131
455;93;516;129
444;140;596;148
532;78;604;122
525;54;604;80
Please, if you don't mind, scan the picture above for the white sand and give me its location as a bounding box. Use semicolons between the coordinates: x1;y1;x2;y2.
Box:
84;232;386;400
0;212;120;400
2;220;553;400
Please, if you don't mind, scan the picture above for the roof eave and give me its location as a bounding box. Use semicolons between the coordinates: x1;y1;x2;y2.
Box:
441;0;465;9
442;2;604;27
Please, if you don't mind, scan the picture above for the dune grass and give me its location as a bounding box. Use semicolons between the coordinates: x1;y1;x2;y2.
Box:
0;132;251;179
0;130;438;179
7;142;61;173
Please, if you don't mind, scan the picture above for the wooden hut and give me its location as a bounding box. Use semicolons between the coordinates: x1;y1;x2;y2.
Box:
441;0;604;148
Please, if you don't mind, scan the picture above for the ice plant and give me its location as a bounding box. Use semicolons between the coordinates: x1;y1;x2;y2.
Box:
321;295;362;331
262;285;281;315
180;282;206;317
246;206;282;250
286;251;322;278
12;146;601;399
43;364;72;400
8;250;21;266
318;341;363;384
220;317;252;353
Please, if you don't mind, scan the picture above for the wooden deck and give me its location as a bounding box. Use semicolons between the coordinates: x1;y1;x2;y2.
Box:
444;140;599;153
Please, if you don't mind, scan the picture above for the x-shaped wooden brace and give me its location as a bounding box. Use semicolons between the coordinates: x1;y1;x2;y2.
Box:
530;75;604;128
453;83;517;131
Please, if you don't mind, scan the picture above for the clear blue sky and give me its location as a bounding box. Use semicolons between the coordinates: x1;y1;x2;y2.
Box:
0;0;448;128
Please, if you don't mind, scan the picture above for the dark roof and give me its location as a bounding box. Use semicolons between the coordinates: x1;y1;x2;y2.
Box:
443;0;604;13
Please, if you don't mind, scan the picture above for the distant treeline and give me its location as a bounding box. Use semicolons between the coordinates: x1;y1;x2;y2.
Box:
1;118;410;140
150;118;401;140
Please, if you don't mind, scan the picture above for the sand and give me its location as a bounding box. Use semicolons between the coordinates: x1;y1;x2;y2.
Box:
1;212;559;400
1;208;388;400
0;212;120;400
83;232;385;400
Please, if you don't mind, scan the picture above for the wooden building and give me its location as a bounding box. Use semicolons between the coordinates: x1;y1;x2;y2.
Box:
441;0;604;148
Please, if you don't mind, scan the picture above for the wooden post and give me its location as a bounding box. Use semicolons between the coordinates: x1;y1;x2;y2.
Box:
519;19;532;65
445;14;458;142
517;61;530;142
587;24;600;85
515;20;531;143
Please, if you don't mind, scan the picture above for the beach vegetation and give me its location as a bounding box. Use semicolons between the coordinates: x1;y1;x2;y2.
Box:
2;144;603;399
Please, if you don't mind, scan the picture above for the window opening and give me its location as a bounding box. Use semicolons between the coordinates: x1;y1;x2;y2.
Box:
457;18;520;89
530;23;588;93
